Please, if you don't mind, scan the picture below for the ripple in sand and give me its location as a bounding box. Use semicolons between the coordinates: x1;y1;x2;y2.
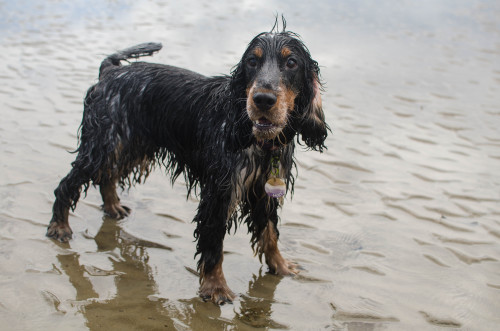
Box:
419;311;462;328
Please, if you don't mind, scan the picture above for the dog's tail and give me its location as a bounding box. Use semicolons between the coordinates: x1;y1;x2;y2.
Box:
99;42;163;79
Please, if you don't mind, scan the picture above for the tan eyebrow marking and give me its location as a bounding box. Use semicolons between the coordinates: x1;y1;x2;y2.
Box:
253;47;263;58
281;47;291;58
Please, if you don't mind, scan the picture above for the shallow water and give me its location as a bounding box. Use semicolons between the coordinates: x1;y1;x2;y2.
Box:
1;0;499;330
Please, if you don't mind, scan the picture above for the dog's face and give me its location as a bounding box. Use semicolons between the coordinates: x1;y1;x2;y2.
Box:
231;32;327;150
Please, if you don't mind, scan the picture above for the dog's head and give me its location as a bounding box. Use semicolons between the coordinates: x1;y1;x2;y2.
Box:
231;31;328;151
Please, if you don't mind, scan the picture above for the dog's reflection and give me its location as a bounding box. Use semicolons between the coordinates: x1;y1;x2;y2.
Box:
57;216;287;329
57;217;175;330
235;269;288;329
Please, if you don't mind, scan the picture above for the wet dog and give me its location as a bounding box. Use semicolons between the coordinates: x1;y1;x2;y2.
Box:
47;25;328;304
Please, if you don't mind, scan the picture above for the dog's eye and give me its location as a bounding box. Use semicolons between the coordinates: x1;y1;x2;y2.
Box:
247;58;258;68
286;58;298;69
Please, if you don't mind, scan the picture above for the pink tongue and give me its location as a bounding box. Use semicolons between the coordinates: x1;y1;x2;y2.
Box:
259;117;272;125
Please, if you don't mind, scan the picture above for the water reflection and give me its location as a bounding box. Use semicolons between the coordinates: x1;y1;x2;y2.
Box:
165;268;287;330
57;216;290;330
236;270;287;329
57;217;176;330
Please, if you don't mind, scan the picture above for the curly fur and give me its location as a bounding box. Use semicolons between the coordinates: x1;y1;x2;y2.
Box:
47;27;328;304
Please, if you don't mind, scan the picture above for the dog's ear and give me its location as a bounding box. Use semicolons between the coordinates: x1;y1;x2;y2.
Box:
298;66;329;152
223;61;254;152
230;60;247;100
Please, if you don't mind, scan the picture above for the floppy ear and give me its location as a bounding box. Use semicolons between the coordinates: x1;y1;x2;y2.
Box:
298;70;329;152
224;61;254;152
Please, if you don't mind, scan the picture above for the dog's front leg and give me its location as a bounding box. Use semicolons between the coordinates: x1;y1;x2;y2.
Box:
251;196;299;276
194;188;235;305
198;248;234;305
258;219;298;275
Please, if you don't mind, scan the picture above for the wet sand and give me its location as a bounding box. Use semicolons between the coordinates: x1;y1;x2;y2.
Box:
1;0;499;330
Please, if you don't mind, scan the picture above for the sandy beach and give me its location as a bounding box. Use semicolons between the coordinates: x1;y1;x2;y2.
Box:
0;0;499;330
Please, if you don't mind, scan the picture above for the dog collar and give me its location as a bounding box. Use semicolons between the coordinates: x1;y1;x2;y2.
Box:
257;139;281;152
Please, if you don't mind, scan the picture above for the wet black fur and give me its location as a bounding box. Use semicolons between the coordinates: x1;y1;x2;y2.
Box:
48;31;328;278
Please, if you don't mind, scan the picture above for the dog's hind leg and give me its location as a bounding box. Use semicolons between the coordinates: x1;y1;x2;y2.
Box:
47;163;92;242
48;111;115;241
99;178;130;219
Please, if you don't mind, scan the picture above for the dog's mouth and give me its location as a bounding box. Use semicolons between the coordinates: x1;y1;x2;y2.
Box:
254;117;277;130
252;116;284;140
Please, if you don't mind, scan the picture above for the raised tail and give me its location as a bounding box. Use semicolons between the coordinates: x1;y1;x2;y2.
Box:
99;42;163;79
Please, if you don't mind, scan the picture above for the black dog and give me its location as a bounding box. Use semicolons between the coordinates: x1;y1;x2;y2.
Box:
47;26;328;304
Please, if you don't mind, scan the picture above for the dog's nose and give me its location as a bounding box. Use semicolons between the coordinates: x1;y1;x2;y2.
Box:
253;92;277;111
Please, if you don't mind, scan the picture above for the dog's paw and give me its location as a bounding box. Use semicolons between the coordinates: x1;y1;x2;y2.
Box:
199;287;235;305
268;257;300;276
46;222;73;242
199;277;235;305
103;203;131;219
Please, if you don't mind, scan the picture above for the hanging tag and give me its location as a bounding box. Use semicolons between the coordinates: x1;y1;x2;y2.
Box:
265;177;286;198
265;155;286;198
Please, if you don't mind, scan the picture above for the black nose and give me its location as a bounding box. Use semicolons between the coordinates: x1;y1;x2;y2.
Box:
253;92;277;111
